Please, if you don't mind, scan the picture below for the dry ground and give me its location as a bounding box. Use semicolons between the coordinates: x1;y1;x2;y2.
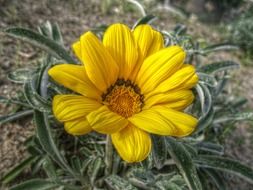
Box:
0;0;253;189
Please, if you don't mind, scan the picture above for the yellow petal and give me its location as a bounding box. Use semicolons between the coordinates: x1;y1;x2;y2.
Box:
136;46;185;94
87;106;128;134
72;41;82;61
80;31;119;92
111;123;151;163
103;23;138;79
53;95;101;122
64;118;91;135
144;90;194;110
48;64;101;99
130;24;164;81
129;106;197;137
133;24;164;58
153;64;198;94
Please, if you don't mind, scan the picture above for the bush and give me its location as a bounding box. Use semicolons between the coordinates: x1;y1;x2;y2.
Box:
231;5;253;59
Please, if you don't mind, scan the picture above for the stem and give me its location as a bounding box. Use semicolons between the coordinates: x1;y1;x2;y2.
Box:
105;135;113;176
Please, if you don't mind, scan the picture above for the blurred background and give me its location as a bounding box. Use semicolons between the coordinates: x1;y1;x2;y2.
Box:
0;0;253;189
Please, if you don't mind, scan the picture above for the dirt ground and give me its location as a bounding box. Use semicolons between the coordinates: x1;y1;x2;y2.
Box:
0;0;253;189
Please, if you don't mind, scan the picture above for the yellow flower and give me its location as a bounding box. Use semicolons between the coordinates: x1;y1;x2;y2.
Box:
48;23;198;163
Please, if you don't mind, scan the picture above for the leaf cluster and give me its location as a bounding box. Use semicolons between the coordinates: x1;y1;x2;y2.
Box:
231;5;253;59
0;17;253;190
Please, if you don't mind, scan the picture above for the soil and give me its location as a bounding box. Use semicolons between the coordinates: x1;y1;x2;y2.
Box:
0;0;253;189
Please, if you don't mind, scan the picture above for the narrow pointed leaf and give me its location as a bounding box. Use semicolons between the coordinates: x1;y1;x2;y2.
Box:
197;72;217;87
198;61;239;74
8;68;37;84
214;72;229;95
9;179;59;190
0;96;32;107
1;156;38;184
0;110;33;125
166;137;202;190
195;107;214;133
174;24;187;35
202;43;238;54
214;112;253;124
195;83;212;119
133;15;156;28
203;169;226;190
51;23;64;45
152;135;167;169
24;75;51;112
196;142;224;155
127;168;155;187
105;175;138;190
38;21;64;45
88;157;103;185
42;157;58;180
156;174;187;190
34;111;76;177
195;155;253;184
4;27;75;63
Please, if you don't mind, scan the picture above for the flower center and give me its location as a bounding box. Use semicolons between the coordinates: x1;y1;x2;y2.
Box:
102;79;144;118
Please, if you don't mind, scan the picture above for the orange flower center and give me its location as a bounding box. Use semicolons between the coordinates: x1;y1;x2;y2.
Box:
102;79;144;118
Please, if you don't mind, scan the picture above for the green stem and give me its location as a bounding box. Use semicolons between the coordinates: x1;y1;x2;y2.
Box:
105;135;113;176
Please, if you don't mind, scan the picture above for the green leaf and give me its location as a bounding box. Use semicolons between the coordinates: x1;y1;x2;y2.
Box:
70;156;82;174
1;156;38;184
166;137;202;190
203;169;226;190
0;110;33;125
105;175;138;190
38;21;64;45
8;68;38;84
195;155;253;184
230;97;248;109
9;179;59;190
4;27;75;63
198;61;239;74
24;75;51;112
214;112;253;124
195;107;214;133
88;157;104;185
196;142;224;155
197;72;217;87
195;83;212;119
31;157;46;175
202;43;238;54
132;15;156;29
152;135;167;169
90;24;108;33
0;96;31;107
197;169;209;190
51;23;63;45
174;24;187;35
43;157;58;180
34;111;62;161
127;167;155;188
34;111;77;178
81;158;93;176
156;174;187;190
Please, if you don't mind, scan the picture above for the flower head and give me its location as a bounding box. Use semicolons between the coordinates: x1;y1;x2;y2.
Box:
48;23;198;163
